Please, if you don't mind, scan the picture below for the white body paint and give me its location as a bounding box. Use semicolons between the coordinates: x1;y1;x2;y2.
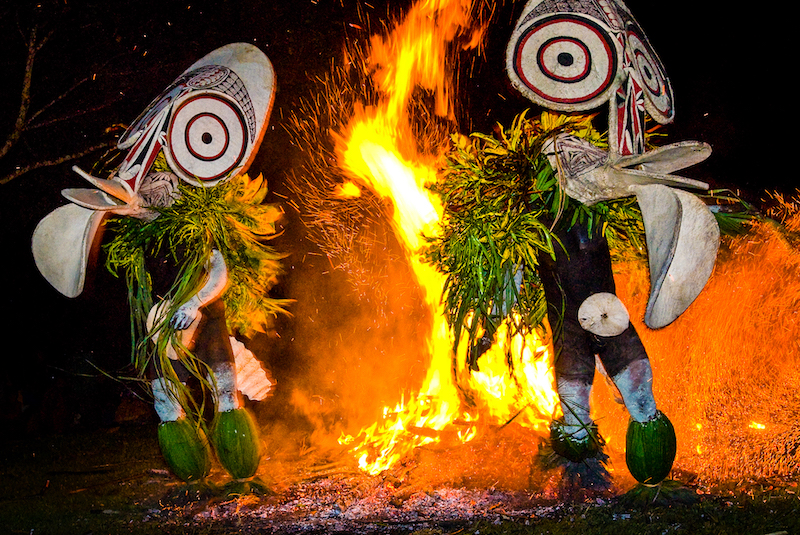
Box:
611;359;657;422
210;363;241;413
144;248;228;354
556;377;593;440
170;249;228;330
152;377;186;422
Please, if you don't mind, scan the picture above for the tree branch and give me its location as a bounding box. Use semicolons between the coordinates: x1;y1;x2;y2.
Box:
26;54;118;128
0;140;117;185
1;19;120;187
0;26;39;161
27;96;127;131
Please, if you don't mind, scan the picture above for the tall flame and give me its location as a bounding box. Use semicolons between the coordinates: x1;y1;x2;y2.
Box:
335;0;560;475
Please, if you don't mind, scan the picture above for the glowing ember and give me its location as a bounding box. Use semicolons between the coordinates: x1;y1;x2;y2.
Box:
333;0;559;475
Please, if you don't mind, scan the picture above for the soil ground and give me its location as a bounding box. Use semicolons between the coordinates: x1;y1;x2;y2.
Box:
2;422;798;535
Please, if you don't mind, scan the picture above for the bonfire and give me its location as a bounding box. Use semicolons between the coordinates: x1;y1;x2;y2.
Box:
284;0;800;497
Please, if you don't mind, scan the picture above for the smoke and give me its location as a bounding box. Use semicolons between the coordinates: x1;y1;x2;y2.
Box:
285;233;433;446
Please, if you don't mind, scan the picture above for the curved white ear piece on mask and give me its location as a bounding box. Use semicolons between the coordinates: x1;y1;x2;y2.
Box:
32;204;107;298
633;184;720;329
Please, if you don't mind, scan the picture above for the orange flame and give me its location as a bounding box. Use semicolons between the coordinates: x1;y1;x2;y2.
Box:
334;181;362;198
335;0;559;475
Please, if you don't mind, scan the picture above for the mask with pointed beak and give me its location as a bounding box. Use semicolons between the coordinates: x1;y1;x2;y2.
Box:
506;0;721;328
32;43;276;298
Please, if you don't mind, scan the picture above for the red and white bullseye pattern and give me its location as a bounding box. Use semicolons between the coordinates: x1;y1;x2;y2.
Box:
513;15;620;110
167;92;247;185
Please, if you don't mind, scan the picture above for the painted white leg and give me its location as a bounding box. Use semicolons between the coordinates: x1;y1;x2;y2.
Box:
556;377;593;439
210;362;242;413
612;359;657;423
151;377;185;423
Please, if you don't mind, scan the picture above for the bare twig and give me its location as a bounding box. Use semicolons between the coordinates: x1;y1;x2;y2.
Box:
26;55;123;129
0;140;116;185
1;18;122;185
0;26;45;161
26;97;126;131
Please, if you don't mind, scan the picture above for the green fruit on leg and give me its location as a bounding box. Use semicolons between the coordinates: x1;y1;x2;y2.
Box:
212;408;262;480
625;410;677;485
157;419;212;482
549;417;604;462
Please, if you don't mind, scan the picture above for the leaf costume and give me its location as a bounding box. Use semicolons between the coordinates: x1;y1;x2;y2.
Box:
427;112;660;465
427;0;728;486
32;44;286;484
425;112;647;369
105;171;287;388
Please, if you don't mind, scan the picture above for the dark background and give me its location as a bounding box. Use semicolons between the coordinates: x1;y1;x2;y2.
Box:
0;0;789;434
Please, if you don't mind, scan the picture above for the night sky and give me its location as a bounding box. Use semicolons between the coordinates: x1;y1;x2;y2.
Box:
0;0;790;430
